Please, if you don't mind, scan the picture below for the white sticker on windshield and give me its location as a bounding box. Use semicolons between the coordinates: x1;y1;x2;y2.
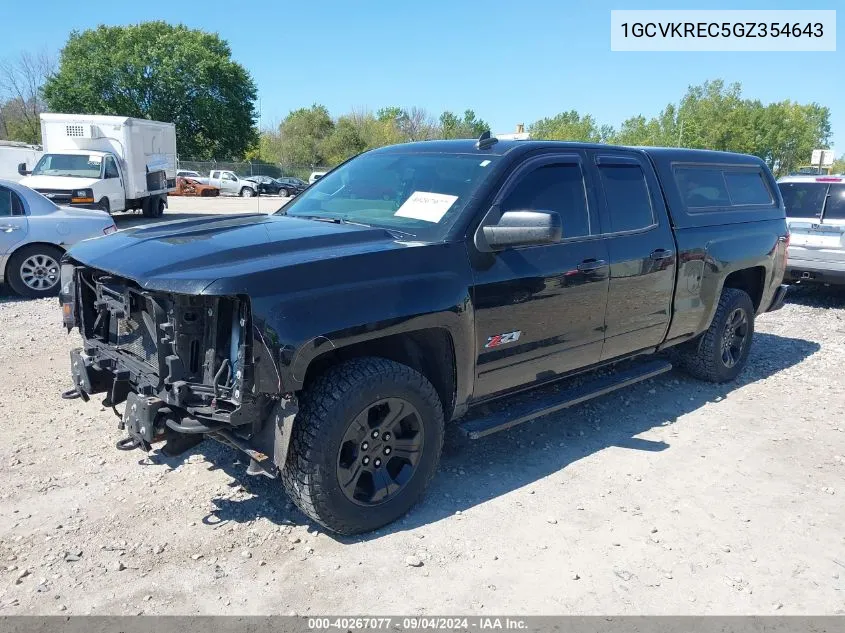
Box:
479;160;491;167
88;155;102;164
394;191;458;223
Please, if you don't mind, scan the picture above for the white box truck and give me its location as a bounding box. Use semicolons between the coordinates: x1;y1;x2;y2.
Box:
19;113;177;217
0;140;43;183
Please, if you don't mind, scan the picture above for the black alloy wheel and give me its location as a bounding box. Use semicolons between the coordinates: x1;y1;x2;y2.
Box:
336;397;424;506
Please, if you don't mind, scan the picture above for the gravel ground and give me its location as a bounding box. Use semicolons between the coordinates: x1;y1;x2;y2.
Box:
0;281;843;615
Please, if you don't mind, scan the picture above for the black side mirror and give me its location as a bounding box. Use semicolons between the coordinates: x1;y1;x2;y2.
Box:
17;162;30;176
481;210;562;251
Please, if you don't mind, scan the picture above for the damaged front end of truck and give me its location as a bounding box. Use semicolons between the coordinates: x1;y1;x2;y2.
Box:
59;260;297;477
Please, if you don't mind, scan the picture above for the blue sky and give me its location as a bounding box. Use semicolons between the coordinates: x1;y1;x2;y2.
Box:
3;0;842;153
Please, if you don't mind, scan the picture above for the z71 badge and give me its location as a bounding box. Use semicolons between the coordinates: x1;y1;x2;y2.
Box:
485;330;522;348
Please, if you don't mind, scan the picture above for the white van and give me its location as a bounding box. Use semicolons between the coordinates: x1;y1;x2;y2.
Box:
19;113;177;218
0;141;43;183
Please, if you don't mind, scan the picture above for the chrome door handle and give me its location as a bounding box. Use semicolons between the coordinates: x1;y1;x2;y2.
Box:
650;248;674;261
577;258;608;272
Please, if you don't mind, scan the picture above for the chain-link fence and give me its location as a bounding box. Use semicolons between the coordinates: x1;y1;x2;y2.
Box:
176;159;331;182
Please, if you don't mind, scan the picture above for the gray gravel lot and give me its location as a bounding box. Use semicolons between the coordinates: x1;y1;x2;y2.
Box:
0;206;843;614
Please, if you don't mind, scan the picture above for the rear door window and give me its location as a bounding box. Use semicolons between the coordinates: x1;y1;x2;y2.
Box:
597;163;654;232
0;187;24;216
778;182;827;219
824;184;845;220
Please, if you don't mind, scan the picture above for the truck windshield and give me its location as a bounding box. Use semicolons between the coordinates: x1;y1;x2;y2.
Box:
280;152;499;239
31;154;104;179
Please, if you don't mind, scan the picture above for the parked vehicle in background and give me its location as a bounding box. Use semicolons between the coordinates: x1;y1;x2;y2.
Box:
208;170;257;197
778;174;845;285
171;176;220;197
276;176;308;197
0;178;116;298
309;171;327;184
18;114;176;218
0;141;43;183
245;175;284;196
176;170;202;179
60;138;788;535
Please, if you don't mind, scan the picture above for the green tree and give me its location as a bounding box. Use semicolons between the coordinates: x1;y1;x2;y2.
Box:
42;22;258;159
321;115;367;166
439;109;489;139
529;110;613;142
755;101;831;175
831;155;845;175
613;104;678;146
277;104;335;168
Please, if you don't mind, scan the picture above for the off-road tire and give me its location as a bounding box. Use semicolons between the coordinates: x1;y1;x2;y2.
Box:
282;357;444;535
6;243;64;298
676;287;755;383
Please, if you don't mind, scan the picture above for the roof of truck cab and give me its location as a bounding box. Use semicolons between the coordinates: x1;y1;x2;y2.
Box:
370;139;766;164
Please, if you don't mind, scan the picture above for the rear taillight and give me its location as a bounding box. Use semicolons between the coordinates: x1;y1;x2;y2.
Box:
784;233;790;268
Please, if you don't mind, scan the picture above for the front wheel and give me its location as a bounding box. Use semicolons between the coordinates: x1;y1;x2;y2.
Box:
676;287;755;383
240;187;255;198
282;357;444;535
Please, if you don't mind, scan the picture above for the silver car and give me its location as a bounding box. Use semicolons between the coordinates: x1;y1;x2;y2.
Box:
0;178;117;297
778;174;845;285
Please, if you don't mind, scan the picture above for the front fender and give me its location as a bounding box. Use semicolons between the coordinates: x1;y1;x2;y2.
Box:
239;242;476;404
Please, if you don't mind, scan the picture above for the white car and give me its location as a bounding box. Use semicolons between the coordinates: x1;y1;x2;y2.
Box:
309;171;327;184
778;174;845;285
208;170;257;197
0;178;116;297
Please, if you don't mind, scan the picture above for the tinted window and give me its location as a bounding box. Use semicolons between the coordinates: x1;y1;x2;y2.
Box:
675;168;730;207
501;163;590;238
598;164;654;232
825;184;845;220
0;187;23;217
778;182;826;219
724;171;772;205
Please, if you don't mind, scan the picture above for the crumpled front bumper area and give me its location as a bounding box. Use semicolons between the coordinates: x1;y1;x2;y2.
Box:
69;347;298;474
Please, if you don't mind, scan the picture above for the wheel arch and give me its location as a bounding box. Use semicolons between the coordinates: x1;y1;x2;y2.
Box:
722;266;766;313
300;328;458;421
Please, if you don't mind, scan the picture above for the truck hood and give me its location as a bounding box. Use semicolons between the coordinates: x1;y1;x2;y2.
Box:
20;175;101;190
66;213;412;294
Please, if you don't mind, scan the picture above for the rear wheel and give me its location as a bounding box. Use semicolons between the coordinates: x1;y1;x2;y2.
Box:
142;196;165;218
7;244;63;298
282;357;444;535
676;287;755;383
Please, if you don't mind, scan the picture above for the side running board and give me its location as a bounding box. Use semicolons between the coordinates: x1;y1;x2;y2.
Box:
459;359;672;439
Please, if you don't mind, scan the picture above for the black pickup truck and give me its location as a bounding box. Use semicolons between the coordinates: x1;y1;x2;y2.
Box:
60;136;789;534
